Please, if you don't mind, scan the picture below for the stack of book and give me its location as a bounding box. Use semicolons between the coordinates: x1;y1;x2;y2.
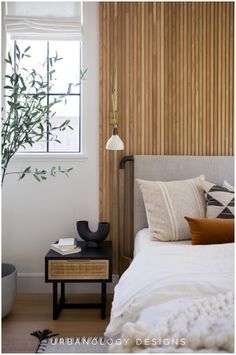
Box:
51;238;81;255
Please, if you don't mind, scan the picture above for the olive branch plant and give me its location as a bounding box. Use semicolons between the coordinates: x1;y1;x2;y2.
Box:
1;45;86;185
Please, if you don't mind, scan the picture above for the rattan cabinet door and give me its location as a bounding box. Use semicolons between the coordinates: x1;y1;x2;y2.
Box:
48;259;109;280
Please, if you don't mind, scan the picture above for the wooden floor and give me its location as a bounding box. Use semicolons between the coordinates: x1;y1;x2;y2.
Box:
2;294;113;353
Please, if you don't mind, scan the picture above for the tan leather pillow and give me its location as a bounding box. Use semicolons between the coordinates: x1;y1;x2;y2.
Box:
185;217;234;245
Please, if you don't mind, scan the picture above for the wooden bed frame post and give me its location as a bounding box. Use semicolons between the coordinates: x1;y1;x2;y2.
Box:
118;156;134;274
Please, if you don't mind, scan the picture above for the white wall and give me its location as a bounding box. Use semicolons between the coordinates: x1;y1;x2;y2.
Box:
1;3;117;293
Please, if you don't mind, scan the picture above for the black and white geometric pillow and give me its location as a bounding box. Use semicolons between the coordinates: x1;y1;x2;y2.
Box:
202;181;234;219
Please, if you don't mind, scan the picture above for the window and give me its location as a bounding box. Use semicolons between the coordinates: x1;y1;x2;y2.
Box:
9;39;82;153
4;1;83;154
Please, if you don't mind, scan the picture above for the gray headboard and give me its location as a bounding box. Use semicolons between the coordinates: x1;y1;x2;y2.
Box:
134;155;234;236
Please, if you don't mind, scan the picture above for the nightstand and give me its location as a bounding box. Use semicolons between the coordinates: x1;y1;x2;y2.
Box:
45;241;112;320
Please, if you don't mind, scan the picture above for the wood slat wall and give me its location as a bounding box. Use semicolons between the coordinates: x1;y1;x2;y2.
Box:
99;2;234;273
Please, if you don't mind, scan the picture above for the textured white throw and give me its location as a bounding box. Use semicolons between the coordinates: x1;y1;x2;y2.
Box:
110;292;234;353
106;243;234;353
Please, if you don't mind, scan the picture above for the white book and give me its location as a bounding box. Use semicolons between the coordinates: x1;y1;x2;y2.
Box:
51;244;81;255
58;238;76;247
54;244;77;251
57;246;77;252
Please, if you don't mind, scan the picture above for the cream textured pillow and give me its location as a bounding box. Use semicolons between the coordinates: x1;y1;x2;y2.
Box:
137;176;206;241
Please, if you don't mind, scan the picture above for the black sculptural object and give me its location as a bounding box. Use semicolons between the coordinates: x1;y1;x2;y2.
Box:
77;221;110;247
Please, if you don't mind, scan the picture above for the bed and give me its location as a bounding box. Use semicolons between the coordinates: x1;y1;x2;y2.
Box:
106;155;234;353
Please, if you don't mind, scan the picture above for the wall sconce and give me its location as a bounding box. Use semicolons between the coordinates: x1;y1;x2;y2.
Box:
105;89;124;150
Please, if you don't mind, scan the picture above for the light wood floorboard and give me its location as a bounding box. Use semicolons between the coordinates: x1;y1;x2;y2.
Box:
2;294;113;353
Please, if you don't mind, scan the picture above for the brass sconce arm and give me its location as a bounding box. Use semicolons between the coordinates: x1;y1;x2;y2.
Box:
110;88;118;127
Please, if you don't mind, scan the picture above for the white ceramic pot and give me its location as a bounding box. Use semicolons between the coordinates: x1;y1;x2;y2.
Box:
2;263;17;318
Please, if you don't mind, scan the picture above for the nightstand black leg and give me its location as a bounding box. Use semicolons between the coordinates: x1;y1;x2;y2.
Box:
101;282;106;319
61;282;65;304
53;282;58;320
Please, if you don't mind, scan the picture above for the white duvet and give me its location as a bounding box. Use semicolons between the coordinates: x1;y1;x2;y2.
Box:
105;243;234;352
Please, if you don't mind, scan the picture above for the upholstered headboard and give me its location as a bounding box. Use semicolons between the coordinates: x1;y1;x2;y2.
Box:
133;155;234;236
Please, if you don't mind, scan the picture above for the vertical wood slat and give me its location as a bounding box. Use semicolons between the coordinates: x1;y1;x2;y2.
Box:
206;3;211;155
160;2;165;154
195;3;199;156
130;2;134;154
191;3;196;155
180;2;184;155
145;3;149;153
199;2;203;156
221;3;226;156
153;2;157;155
225;3;229;156
99;2;234;273
213;2;218;156
168;3;173;154
210;3;214;155
183;3;188;155
141;2;145;154
229;2;234;155
106;3;110;225
125;3;130;154
137;2;141;154
149;3;153;154
218;2;222;156
164;4;169;154
187;3;192;155
133;3;138;153
156;2;161;155
172;3;176;155
202;3;207;155
177;2;181;155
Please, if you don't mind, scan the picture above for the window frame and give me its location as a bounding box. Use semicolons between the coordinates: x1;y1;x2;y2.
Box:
11;39;82;155
2;2;90;163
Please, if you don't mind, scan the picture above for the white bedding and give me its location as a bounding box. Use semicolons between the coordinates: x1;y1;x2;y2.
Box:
134;228;191;256
106;243;234;352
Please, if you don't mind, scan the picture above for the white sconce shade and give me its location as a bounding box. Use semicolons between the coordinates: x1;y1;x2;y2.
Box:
106;127;124;150
105;88;124;150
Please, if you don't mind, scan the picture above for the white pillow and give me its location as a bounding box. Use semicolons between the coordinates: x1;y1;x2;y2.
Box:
137;175;206;241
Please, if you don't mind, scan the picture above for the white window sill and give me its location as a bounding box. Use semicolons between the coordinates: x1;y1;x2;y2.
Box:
12;153;88;162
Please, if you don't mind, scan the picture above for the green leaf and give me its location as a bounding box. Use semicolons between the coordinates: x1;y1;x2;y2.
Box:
7;52;12;65
18;173;25;181
67;83;72;94
33;174;41;182
23;166;31;174
15;44;20;55
80;68;87;80
24;46;31;53
49;69;55;76
50;166;56;176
